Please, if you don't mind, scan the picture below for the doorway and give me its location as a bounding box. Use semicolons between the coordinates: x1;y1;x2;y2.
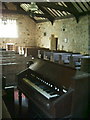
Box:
50;34;58;50
55;37;58;51
6;43;15;51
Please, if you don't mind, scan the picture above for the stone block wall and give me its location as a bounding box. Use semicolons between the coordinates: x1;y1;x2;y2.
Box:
0;13;89;55
36;15;89;54
0;13;37;50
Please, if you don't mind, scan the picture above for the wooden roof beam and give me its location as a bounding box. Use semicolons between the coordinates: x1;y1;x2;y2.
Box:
1;9;37;22
2;3;8;9
2;9;29;15
36;5;55;24
37;2;80;23
1;9;47;21
13;3;37;22
64;2;80;23
26;11;46;18
13;2;23;11
36;2;71;13
79;10;90;16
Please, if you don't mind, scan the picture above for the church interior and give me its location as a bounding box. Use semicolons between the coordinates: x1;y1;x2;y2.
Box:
0;1;90;119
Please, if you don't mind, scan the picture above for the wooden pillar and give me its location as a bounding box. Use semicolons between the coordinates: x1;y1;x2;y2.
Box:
43;51;46;60
38;50;41;58
59;55;63;64
18;90;22;106
71;73;90;118
50;52;54;62
69;54;74;67
80;56;90;73
25;48;27;57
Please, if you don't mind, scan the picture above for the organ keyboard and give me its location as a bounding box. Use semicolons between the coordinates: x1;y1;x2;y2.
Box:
17;58;89;118
23;78;59;99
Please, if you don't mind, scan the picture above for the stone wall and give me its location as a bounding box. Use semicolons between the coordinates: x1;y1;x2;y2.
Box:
0;13;89;55
36;15;89;54
0;13;36;50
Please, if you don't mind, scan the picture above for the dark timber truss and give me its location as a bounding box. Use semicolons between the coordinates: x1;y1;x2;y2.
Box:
1;1;90;24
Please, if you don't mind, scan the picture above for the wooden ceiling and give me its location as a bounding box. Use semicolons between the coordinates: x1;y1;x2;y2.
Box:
1;1;90;24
